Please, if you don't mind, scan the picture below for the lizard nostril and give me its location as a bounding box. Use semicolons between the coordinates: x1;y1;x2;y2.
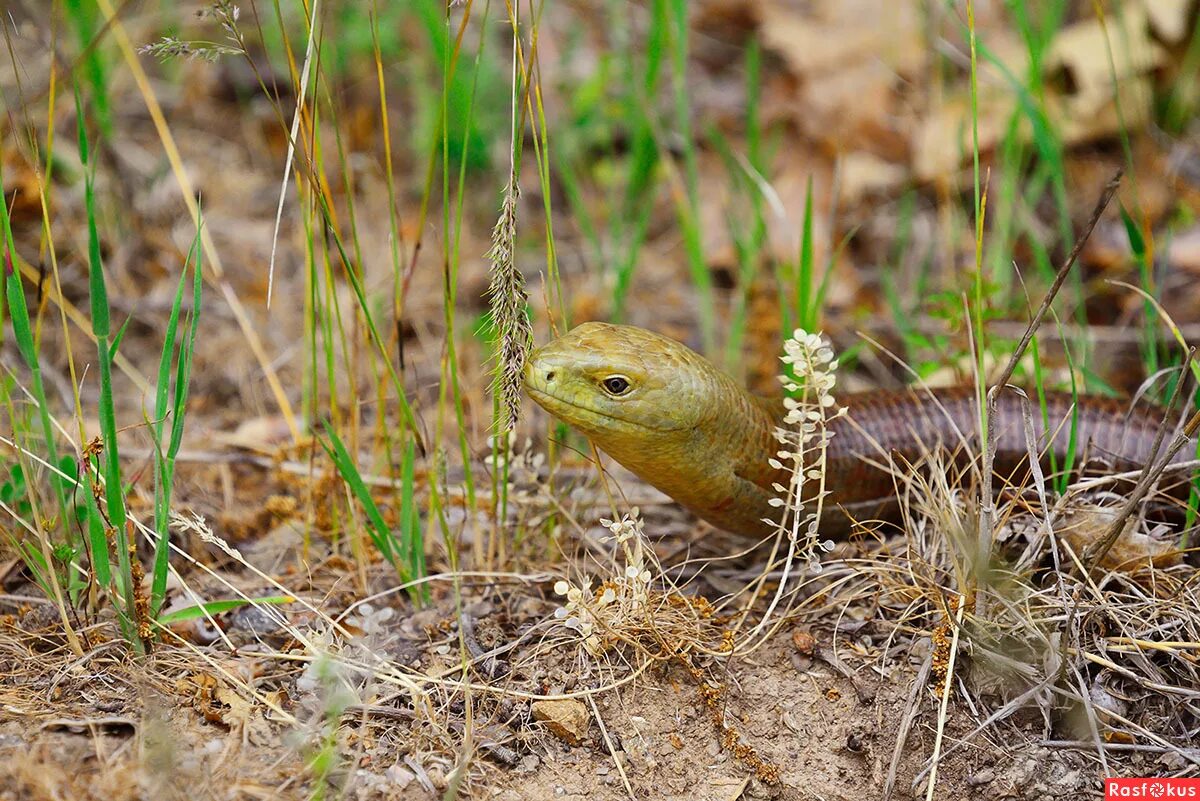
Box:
545;371;556;382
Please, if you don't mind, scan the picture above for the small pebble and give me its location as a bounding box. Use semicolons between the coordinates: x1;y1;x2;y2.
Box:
968;770;995;787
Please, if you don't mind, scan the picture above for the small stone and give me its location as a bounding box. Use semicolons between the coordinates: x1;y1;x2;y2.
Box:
967;770;995;787
382;765;416;789
791;628;816;656
709;776;750;801
1057;770;1081;789
532;699;591;746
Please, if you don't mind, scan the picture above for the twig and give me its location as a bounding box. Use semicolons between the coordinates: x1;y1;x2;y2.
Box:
38;716;137;732
586;693;635;801
991;169;1124;393
1072;665;1109;777
1069;459;1200;491
977;168;1123;568
1040;740;1200;755
0;594;54;607
882;650;933;801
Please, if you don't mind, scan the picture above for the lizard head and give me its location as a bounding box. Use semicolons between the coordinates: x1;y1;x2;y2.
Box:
523;322;786;537
522;322;716;443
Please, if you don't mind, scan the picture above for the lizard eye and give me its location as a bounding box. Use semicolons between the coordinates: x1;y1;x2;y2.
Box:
601;376;631;396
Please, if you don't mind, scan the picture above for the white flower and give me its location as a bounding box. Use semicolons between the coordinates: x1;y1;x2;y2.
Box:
769;328;844;571
621;565;651;583
600;510;644;544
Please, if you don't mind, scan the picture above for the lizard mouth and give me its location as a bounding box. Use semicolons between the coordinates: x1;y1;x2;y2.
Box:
523;364;682;434
523;381;663;435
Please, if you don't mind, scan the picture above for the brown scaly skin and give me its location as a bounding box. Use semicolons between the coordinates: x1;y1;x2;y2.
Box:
524;322;1195;538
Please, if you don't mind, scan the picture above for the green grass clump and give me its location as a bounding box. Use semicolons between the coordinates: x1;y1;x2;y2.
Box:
1;83;207;653
2;122;87;653
323;424;426;604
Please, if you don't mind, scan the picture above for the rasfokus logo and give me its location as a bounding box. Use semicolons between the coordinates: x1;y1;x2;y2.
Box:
1106;779;1200;799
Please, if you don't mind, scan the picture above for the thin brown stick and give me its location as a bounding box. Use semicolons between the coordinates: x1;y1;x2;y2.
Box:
977;169;1124;566
992;168;1124;392
882;650;934;801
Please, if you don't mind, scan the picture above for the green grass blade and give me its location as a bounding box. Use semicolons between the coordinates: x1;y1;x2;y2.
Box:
321;422;410;581
1;157;72;539
150;220;204;617
76;83;139;648
796;177;814;331
399;438;426;604
63;0;113;137
1119;203;1160;386
84;487;111;587
157;596;294;626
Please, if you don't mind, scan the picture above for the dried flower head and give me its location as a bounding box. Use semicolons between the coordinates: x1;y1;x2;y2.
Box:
551;509;657;655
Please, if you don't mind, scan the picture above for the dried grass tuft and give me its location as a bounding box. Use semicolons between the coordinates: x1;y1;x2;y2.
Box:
817;450;1200;797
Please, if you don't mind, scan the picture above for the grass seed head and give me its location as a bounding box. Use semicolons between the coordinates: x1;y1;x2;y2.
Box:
486;177;532;432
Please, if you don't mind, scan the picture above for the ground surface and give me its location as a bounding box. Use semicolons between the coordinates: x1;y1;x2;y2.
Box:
0;583;1122;801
